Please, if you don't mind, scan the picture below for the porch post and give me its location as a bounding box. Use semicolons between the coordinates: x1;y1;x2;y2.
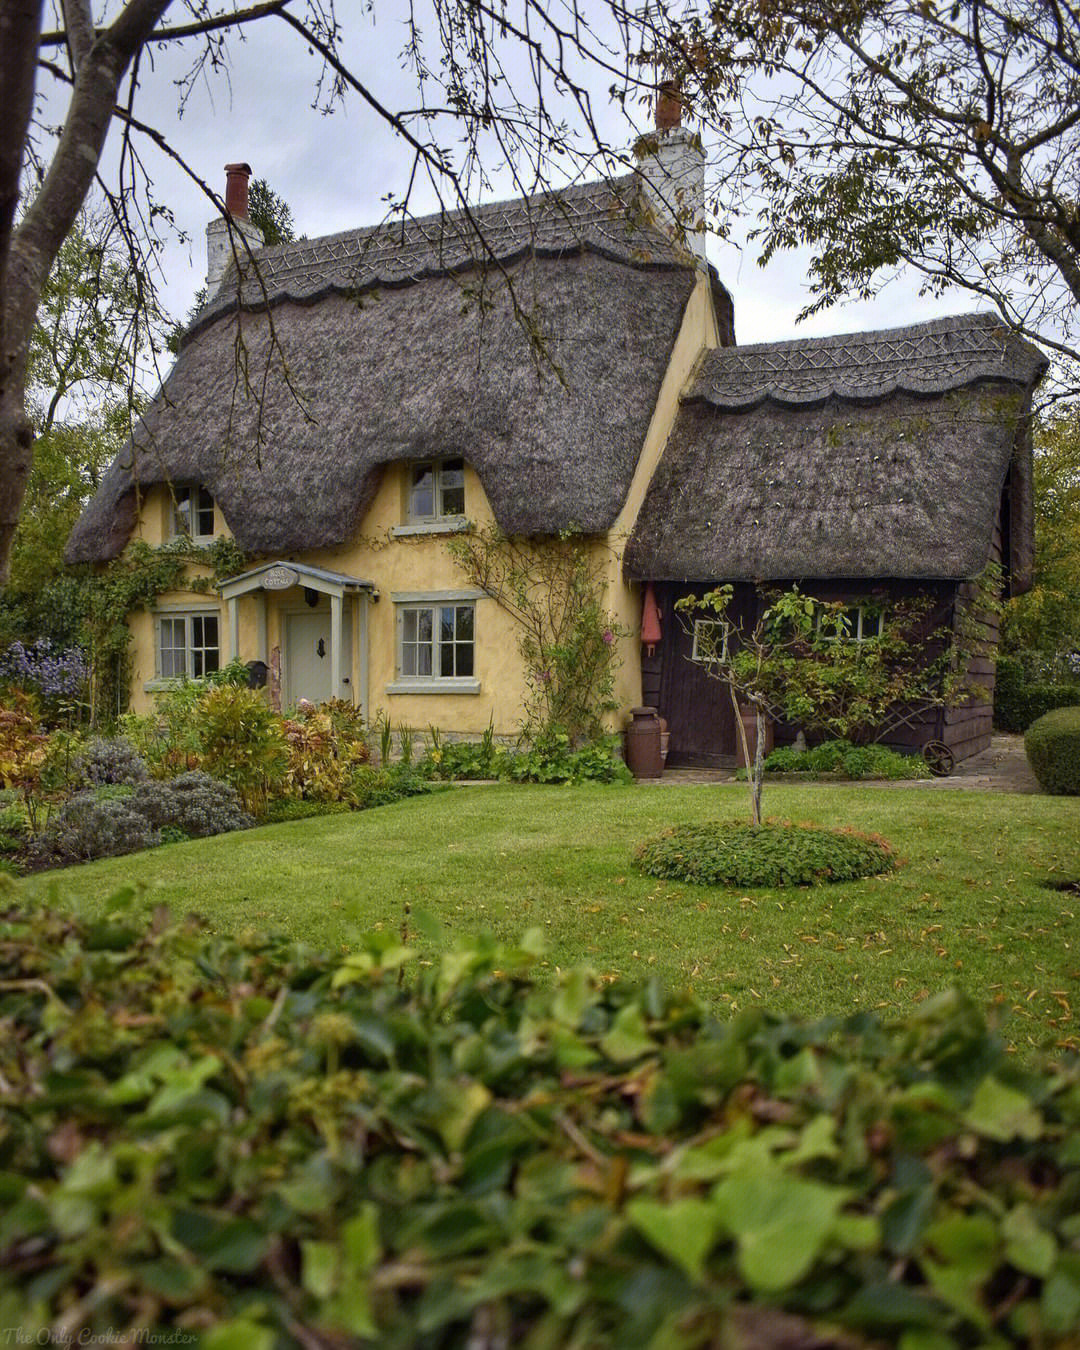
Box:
330;592;343;700
227;596;240;664
358;593;370;719
256;593;268;662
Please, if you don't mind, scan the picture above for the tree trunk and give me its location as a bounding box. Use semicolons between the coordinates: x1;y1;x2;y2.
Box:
0;0;176;582
751;706;765;828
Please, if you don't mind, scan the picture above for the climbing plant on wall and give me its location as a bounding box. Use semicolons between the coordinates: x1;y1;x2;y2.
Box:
84;536;248;724
447;526;626;744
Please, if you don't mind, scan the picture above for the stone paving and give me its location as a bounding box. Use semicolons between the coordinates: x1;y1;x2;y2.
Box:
640;734;1041;793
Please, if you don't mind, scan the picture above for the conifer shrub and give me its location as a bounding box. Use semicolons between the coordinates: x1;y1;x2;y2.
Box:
5;900;1080;1346
1024;706;1080;795
635;820;895;887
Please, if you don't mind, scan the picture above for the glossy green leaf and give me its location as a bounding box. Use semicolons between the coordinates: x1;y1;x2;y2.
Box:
964;1077;1043;1141
627;1197;723;1283
712;1170;846;1292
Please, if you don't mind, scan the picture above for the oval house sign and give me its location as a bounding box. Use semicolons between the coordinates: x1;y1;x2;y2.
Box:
261;565;299;591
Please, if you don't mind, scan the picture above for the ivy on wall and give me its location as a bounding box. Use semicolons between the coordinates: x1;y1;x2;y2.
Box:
85;536;248;724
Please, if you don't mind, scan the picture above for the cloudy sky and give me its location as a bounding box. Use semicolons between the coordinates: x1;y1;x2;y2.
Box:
45;2;968;350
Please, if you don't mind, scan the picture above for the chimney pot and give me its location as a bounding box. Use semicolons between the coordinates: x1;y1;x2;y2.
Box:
224;162;252;220
656;80;682;132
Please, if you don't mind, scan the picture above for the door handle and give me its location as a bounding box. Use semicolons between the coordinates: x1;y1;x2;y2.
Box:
316;638;326;658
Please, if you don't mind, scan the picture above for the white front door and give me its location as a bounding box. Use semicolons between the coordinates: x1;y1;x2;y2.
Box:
285;608;353;706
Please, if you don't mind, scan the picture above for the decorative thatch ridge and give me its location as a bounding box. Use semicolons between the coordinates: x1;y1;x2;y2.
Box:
186;175;692;343
66;173;705;565
625;313;1046;585
690;313;1047;410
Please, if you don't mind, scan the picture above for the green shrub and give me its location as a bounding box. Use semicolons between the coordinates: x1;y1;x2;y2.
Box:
1025;705;1080;795
197;685;289;811
5;899;1080;1347
349;762;444;809
509;730;632;784
995;655;1080;732
635;820;895;887
262;797;353;824
759;739;930;780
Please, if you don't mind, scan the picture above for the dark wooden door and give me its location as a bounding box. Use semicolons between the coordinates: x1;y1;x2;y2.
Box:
655;584;743;767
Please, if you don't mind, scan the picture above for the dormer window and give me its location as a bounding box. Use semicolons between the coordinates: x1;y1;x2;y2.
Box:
172;484;216;541
408;458;465;522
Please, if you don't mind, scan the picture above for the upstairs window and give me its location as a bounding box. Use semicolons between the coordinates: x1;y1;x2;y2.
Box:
172;484;216;541
408;458;465;522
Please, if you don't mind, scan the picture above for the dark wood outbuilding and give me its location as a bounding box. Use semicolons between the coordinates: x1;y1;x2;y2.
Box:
626;314;1047;766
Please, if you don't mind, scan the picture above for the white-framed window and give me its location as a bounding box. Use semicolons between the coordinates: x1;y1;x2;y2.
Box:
172;484;216;541
818;605;885;642
407;457;465;522
157;611;221;679
398;602;475;679
691;619;728;664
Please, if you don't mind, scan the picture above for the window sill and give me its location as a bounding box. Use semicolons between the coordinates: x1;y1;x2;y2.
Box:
386;678;481;696
390;518;469;539
144;677;185;692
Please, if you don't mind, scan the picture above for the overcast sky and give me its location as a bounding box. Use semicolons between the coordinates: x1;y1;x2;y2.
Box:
48;3;970;351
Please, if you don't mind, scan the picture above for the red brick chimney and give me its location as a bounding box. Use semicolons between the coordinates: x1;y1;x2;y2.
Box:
656;80;682;132
224;162;252;220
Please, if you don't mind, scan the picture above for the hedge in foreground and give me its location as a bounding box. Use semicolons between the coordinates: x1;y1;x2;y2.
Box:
4;900;1080;1348
1025;705;1080;795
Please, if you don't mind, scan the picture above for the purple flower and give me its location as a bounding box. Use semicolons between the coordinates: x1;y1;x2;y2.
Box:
602;629;614;645
0;639;89;699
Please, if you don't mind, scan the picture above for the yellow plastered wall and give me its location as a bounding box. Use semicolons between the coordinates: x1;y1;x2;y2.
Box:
125;272;718;734
603;269;720;727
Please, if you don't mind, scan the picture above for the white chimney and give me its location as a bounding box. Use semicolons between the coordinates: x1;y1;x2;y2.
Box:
206;162;264;294
636;84;707;264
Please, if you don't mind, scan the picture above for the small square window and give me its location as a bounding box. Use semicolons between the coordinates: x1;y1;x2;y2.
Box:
691;619;728;664
173;485;216;540
408;458;466;522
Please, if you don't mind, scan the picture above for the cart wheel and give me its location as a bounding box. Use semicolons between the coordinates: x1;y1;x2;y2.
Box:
922;740;955;777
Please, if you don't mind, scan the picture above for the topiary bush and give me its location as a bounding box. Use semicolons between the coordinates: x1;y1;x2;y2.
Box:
130;770;253;837
635;820;895;887
1024;706;1080;795
26;790;159;868
73;734;150;787
6;899;1080;1347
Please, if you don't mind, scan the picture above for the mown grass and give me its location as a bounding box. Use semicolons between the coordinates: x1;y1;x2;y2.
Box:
18;782;1080;1052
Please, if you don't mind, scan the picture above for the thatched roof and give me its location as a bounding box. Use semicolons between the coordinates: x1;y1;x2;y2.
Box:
66;176;719;566
625;313;1047;585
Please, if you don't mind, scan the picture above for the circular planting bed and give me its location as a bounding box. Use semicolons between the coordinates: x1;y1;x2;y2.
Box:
634;820;896;888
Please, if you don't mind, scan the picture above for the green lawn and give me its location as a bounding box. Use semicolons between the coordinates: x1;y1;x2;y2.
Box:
18;783;1080;1051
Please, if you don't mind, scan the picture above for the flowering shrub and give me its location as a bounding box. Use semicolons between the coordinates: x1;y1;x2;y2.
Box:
0;639;88;721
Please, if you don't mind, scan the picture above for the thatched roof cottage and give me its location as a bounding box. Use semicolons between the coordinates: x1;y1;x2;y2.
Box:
67;107;1045;765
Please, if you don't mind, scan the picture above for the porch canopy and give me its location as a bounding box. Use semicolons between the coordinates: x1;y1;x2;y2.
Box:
218;561;376;701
